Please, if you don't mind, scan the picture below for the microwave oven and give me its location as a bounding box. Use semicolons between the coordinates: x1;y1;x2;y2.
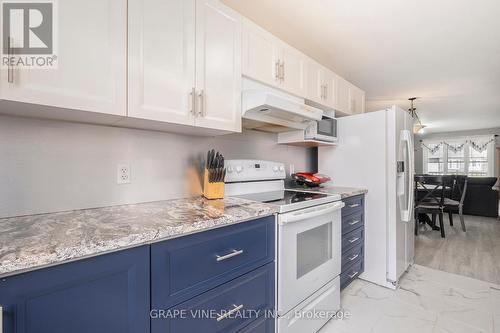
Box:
304;115;338;142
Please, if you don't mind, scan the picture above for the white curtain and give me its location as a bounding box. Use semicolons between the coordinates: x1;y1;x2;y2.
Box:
421;135;495;176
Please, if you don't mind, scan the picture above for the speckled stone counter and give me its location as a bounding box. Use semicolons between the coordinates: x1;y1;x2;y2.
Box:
0;197;278;278
288;185;368;199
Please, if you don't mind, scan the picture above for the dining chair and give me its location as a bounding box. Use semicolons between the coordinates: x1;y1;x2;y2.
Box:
414;175;454;238
443;175;468;232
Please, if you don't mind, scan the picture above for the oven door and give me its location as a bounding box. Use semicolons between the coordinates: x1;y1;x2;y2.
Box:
278;201;343;314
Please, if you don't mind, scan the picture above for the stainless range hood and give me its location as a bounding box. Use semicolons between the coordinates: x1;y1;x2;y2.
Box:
242;79;323;133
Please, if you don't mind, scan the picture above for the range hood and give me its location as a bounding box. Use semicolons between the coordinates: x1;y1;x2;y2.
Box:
242;79;323;133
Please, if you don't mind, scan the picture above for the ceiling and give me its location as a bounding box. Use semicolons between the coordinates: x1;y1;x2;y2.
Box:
222;0;500;133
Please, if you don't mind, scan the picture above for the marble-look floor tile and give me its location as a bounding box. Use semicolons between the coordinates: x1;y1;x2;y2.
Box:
490;287;500;315
434;317;486;333
321;265;498;333
494;315;500;333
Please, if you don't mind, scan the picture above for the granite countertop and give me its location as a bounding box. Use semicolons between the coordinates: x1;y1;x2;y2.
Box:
288;185;368;199
0;197;278;278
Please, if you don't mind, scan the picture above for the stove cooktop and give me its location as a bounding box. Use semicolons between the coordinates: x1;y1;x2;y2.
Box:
235;190;341;213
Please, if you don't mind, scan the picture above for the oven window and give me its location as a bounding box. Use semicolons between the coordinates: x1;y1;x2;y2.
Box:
317;118;336;137
296;222;332;279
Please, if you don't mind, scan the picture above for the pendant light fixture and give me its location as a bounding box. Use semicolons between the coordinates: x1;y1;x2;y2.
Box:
408;97;426;134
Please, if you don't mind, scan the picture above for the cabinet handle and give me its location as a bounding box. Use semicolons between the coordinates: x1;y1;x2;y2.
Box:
7;37;14;84
197;90;204;117
348;254;359;261
280;61;285;82
189;87;196;115
348;220;360;226
320;85;325;99
324;84;328;99
348;271;359;279
0;305;3;333
349;203;359;208
275;61;280;81
216;304;244;322
216;249;243;262
348;237;360;244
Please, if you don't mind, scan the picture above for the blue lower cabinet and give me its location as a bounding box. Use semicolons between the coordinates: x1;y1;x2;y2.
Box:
151;216;275;309
237;316;275;333
0;246;150;333
151;263;275;333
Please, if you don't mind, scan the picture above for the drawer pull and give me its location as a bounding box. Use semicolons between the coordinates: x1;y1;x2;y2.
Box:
348;237;360;244
348;271;359;279
348;254;359;261
348;220;360;226
348;203;360;208
216;304;244;322
216;249;244;262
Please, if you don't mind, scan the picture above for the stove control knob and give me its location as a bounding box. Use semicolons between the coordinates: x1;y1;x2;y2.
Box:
279;166;285;172
236;165;243;173
227;166;233;173
273;166;279;172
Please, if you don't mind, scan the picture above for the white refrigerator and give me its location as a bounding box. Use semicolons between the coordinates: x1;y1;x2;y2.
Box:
319;105;415;289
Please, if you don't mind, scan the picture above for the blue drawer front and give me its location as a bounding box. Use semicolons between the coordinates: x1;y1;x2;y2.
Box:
341;242;364;271
152;216;275;309
153;263;275;333
340;258;364;290
341;210;364;235
342;195;364;217
238;316;275;333
0;246;150;333
342;227;364;252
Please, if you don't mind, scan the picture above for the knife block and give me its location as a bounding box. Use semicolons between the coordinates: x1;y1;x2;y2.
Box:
203;168;225;200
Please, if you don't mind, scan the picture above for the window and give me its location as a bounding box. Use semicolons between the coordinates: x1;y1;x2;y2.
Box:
469;148;489;176
447;143;465;174
424;143;444;174
422;136;495;177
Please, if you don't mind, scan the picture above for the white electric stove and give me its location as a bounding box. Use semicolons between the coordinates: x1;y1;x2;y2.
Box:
225;160;344;333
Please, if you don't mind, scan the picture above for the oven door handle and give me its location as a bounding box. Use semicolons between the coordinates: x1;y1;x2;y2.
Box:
279;201;344;225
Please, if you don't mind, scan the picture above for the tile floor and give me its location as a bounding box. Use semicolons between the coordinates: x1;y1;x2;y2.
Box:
320;265;500;333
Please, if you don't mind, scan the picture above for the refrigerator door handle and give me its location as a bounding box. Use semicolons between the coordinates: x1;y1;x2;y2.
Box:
400;130;414;222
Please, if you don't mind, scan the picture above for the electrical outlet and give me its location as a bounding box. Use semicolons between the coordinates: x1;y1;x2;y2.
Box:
117;164;131;184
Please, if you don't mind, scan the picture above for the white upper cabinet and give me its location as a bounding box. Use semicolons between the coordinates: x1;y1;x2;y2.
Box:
306;61;323;104
194;0;242;132
242;19;306;98
0;0;127;116
128;0;196;125
306;60;337;108
336;76;351;114
280;43;307;97
349;84;366;114
242;19;281;88
128;0;241;133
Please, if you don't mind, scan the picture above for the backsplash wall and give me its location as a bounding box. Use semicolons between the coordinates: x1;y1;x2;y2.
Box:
0;115;314;218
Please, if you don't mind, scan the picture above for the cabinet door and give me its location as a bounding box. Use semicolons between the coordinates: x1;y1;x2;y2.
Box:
242;19;281;88
195;0;242;132
349;85;366;114
0;246;150;333
0;0;127;116
322;69;337;108
128;0;196;125
281;44;307;97
305;60;323;104
336;76;351;114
